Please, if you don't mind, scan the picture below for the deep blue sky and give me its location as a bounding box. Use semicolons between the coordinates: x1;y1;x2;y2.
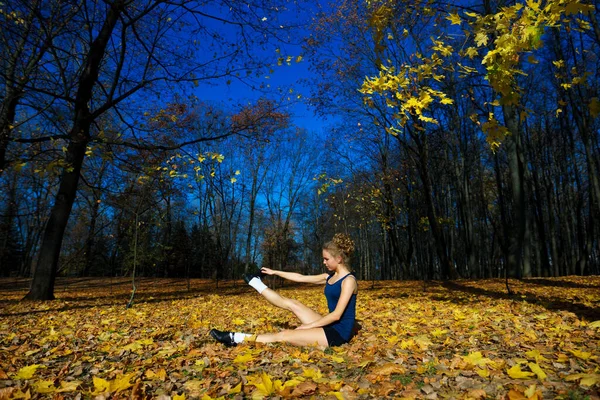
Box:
186;2;333;136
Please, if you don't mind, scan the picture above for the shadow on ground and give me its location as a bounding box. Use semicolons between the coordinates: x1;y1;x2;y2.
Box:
440;280;600;322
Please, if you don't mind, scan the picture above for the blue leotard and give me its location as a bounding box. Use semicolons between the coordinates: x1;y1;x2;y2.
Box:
324;273;357;341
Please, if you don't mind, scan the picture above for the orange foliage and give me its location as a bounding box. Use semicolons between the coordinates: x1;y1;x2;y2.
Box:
0;276;599;398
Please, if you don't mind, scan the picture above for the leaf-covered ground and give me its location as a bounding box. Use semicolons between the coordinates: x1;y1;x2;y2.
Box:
1;276;599;399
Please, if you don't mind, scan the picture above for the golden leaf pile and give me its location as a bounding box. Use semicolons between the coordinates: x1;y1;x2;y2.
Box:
0;276;599;399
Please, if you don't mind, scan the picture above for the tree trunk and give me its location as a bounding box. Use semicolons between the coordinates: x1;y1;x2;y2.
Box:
23;0;125;300
414;133;457;280
0;95;20;173
82;195;101;276
503;104;526;279
25;139;87;299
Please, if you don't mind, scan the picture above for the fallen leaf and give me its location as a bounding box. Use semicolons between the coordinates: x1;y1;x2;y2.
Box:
32;380;56;394
565;373;600;387
14;365;44;380
569;350;592;360
507;365;535;379
527;363;547;381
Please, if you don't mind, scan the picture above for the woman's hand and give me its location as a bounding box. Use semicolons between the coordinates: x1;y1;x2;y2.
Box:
261;267;276;276
295;324;312;330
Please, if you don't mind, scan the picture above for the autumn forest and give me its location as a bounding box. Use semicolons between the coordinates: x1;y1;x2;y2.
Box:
1;0;600;398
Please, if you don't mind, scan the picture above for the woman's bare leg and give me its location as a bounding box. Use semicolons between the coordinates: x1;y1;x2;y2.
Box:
255;328;328;347
259;288;323;325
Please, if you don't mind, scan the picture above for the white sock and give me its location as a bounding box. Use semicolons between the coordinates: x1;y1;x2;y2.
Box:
233;332;251;343
248;277;268;294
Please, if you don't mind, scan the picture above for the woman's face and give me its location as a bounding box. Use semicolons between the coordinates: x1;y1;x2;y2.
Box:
322;250;341;271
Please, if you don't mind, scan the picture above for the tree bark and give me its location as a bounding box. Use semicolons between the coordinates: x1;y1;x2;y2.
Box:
502;104;526;279
413;132;457;280
24;0;125;300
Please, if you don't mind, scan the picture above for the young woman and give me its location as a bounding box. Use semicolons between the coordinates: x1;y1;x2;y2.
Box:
210;233;358;347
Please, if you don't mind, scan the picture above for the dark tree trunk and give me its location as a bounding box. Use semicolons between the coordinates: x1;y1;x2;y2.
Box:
24;0;125;300
503;104;526;279
25;139;87;299
82;195;101;276
414;133;457;280
0;95;20;173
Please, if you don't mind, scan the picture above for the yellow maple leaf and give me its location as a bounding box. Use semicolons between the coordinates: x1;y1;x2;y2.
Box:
527;363;547;381
446;12;462;25
248;372;276;399
327;392;344;400
302;367;323;381
414;334;433;350
565;373;600;387
234;352;255;364
8;389;30;399
463;351;493;367
476;368;490;378
92;376;111;394
588;320;600;328
507;364;535;379
330;355;345;363
228;382;242;394
431;328;448;337
465;47;479;59
232;318;245;325
570;349;592;360
145;368;167;380
173;393;186;400
525;350;550;364
92;373;136;395
32;380;56;394
475;32;488;47
57;381;81;392
14;365;44;380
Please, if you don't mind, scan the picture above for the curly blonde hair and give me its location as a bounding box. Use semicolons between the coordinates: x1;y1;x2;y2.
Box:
323;233;355;266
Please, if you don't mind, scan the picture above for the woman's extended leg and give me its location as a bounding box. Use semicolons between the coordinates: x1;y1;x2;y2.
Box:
259;288;322;325
256;328;328;347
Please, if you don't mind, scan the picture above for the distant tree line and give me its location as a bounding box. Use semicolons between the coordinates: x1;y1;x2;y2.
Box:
1;0;599;299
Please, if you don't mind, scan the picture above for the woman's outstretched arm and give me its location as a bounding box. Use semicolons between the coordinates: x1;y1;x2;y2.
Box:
261;268;329;284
